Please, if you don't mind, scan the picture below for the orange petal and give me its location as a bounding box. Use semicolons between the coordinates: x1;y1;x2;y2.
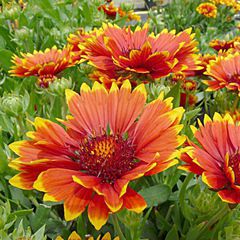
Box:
94;183;123;212
108;80;146;134
64;188;92;221
68;231;82;240
88;195;109;230
202;171;228;189
123;187;147;213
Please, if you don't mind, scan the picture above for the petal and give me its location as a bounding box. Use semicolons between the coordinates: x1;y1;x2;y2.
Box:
202;171;228;189
88;195;109;230
218;189;240;204
9;159;79;190
68;231;82;240
66;82;108;135
94;183;123;212
64;187;92;221
108;80;146;135
123;187;147;213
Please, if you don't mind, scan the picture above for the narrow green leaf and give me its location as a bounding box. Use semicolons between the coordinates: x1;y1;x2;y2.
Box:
165;82;180;107
165;225;179;240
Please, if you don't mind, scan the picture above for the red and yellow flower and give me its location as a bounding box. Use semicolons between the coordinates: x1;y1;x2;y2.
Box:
203;52;240;95
98;2;120;18
209;37;240;52
194;53;216;76
98;2;140;21
180;93;198;107
180;113;240;203
225;110;240;123
9;80;185;230
56;231;119;240
81;23;199;85
9;46;76;88
196;3;217;18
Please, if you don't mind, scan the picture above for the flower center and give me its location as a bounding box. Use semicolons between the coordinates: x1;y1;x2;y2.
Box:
228;151;240;185
74;134;137;183
37;75;56;88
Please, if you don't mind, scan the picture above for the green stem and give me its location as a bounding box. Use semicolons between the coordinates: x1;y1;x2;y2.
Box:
179;173;194;220
112;214;126;240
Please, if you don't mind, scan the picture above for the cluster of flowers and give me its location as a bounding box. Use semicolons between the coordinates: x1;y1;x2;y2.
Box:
8;22;240;230
98;1;141;22
196;0;240;18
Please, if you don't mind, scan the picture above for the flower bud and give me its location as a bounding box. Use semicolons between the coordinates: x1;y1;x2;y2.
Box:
14;27;31;41
3;4;20;20
48;77;72;96
0;93;23;117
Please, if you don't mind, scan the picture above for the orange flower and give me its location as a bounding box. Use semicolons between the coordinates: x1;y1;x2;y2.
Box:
9;81;184;230
56;231;119;240
225;110;240;123
194;53;216;76
196;3;217;18
98;2;140;21
180;93;198;107
67;29;96;62
209;37;240;52
203;53;240;95
98;2;120;18
182;79;197;91
180;113;240;203
9;46;76;88
81;23;199;85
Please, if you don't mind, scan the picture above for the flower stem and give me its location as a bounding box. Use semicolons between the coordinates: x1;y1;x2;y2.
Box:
112;214;126;240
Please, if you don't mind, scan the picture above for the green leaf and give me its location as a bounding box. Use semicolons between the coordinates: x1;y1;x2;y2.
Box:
165;82;180;107
165;225;179;240
184;108;201;122
9;209;33;219
0;49;13;71
32;225;46;240
29;204;51;232
139;184;171;207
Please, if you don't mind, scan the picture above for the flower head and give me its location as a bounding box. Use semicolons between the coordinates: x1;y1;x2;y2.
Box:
9;46;76;88
98;2;120;18
194;53;216;76
81;23;199;85
98;2;140;21
203;52;240;95
196;3;217;18
180;113;240;203
9;81;184;230
209;37;240;52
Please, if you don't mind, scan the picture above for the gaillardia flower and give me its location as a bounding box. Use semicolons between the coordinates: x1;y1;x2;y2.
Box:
56;231;119;240
196;3;217;18
9;46;76;88
180;113;240;203
81;23;199;85
203;52;240;95
98;2;140;21
9;81;184;230
209;37;240;52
